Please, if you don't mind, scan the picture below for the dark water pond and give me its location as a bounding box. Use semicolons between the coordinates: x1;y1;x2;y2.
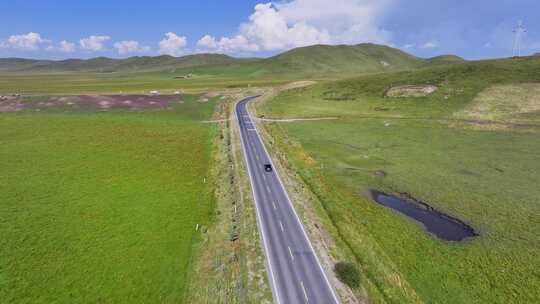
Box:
368;190;478;241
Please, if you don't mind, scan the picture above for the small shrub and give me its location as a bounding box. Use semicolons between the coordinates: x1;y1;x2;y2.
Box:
334;262;361;288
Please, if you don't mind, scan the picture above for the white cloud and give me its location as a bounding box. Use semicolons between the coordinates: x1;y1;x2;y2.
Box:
196;34;259;54
197;0;392;55
197;35;219;50
3;32;49;50
274;0;392;44
79;35;110;51
158;32;187;56
45;40;76;53
403;43;415;49
58;40;76;53
239;3;331;51
114;40;150;55
421;41;438;49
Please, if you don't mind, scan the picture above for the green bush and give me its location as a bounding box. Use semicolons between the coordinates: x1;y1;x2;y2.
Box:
334;262;361;288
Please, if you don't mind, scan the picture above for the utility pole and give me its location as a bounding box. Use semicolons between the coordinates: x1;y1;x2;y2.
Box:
512;20;527;57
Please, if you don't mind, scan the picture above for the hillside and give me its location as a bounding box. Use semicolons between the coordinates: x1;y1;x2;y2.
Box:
254;43;424;76
0;54;245;73
425;54;466;65
0;44;430;77
0;44;487;80
171;43;429;77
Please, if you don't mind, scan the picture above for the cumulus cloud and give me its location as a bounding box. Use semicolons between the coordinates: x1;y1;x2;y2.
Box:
239;3;331;50
274;0;392;45
421;41;438;49
3;32;49;50
46;40;76;53
114;40;150;55
403;43;415;49
59;40;76;53
158;32;187;56
196;34;259;54
79;35;110;51
197;0;393;55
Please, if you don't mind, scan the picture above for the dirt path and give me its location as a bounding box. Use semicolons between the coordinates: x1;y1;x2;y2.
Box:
257;117;339;122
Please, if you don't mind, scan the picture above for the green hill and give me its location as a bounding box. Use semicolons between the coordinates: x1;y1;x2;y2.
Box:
0;54;244;73
0;43;475;78
180;43;429;78
255;43;424;76
425;54;466;65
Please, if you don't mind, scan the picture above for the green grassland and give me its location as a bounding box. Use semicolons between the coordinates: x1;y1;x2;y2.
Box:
0;96;217;303
0;72;290;95
257;56;540;303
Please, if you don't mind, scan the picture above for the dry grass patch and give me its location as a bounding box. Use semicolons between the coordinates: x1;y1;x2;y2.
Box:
457;83;540;121
385;85;438;98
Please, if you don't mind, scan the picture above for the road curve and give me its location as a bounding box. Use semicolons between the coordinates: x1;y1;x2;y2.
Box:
236;96;340;304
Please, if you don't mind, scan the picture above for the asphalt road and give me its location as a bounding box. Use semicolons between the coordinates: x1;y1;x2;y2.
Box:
236;96;339;304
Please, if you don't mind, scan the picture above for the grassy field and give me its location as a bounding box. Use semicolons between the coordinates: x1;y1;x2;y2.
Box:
0;96;217;302
0;71;290;95
257;56;540;303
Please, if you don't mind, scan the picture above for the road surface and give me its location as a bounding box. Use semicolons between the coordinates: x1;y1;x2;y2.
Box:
236;96;339;304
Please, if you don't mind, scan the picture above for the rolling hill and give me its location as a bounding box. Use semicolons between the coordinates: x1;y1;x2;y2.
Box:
0;43;467;77
425;54;466;65
251;43;425;76
0;54;246;73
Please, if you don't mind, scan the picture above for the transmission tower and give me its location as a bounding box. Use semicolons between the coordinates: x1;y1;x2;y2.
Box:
512;21;527;57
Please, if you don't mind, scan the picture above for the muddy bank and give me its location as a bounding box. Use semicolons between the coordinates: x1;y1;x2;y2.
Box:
365;189;478;241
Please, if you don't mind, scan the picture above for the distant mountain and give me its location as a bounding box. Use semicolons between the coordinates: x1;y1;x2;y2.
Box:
256;43;424;76
0;54;245;73
0;44;464;76
425;55;466;65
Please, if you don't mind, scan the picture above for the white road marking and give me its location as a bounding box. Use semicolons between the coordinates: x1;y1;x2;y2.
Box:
288;246;295;261
273;201;277;210
245;99;340;303
279;221;285;232
301;281;309;303
236;102;282;304
266;185;271;193
239;97;340;304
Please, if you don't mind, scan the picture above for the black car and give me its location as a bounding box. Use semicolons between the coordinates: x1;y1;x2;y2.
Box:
264;164;273;172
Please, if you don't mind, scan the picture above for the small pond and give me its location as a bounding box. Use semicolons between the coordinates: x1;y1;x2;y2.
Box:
368;190;478;241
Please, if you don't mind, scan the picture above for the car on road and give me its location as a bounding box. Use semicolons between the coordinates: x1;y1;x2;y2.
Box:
264;164;272;172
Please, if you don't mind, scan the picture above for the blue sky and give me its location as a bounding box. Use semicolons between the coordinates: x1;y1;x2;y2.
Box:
1;0;538;60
